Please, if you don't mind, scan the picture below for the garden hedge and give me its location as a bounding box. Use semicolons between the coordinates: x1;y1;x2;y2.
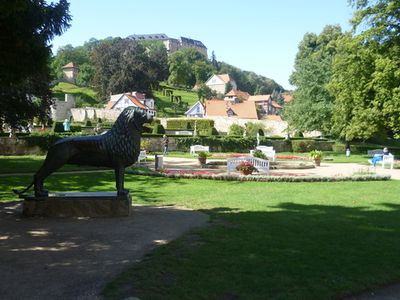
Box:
291;139;334;152
166;119;214;131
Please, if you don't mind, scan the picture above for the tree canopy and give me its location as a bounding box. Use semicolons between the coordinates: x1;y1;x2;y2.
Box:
286;0;400;140
92;39;167;102
285;25;343;135
0;0;71;126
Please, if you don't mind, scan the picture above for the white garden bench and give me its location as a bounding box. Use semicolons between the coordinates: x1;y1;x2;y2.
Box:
190;145;210;155
367;149;395;169
250;146;276;161
227;156;270;175
381;154;395;169
138;150;147;163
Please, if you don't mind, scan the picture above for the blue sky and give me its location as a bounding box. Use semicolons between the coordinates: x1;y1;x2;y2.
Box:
50;0;355;90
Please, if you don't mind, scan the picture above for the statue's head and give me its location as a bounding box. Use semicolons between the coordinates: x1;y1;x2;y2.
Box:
120;107;153;133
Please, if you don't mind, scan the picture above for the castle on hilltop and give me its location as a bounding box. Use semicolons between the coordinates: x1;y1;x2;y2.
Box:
126;33;207;57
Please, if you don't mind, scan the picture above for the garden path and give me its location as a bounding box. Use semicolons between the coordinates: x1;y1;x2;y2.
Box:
0;203;208;299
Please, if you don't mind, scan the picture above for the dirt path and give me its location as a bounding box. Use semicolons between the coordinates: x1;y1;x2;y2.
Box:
0;202;208;300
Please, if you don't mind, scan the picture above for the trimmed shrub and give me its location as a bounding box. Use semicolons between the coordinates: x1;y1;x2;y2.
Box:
70;124;82;132
292;140;333;152
228;124;245;136
245;122;265;137
166;119;214;132
153;124;165;134
52;121;64;133
260;139;292;152
21;132;91;151
84;120;92;127
332;143;346;153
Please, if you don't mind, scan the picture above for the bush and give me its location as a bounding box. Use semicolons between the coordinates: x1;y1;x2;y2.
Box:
21;132;90;151
332;143;346;153
292;140;333;152
245;122;265;137
166;119;214;131
153;124;165;134
176;136;256;152
260;139;293;152
253;150;267;159
228;124;245;136
52;121;64;133
70;124;82;132
84;120;92;127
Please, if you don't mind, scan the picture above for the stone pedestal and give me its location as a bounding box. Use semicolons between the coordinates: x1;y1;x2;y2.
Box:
21;192;131;218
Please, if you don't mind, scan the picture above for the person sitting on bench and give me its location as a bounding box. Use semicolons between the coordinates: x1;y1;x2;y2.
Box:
369;147;390;167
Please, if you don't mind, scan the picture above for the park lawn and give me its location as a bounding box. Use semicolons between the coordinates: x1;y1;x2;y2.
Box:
2;172;400;299
52;82;98;107
153;88;198;117
0;155;109;174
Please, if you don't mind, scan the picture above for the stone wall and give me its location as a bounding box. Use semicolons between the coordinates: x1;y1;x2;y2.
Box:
50;94;75;121
159;117;289;137
0;137;43;155
70;108;121;122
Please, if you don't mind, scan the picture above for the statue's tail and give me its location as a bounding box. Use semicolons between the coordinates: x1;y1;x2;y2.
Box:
12;182;34;195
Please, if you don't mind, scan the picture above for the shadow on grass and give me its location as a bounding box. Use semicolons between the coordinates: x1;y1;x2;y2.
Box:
0;172;190;203
104;202;400;300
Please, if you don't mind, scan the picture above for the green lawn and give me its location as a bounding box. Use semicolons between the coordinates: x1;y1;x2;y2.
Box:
0;155;108;174
52;82;99;107
1;171;399;299
153;88;198;117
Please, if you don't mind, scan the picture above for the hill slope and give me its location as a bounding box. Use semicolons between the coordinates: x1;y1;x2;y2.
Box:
52;83;199;117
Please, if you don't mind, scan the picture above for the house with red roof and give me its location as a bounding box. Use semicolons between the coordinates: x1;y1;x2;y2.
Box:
205;99;258;119
283;94;293;103
224;89;251;102
247;95;282;116
205;74;237;94
62;62;79;84
106;92;156;117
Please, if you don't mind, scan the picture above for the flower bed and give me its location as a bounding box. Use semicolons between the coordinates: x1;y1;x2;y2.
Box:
128;168;391;182
276;155;309;160
161;169;220;176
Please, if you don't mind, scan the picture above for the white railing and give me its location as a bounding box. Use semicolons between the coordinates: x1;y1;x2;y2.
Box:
227;156;270;175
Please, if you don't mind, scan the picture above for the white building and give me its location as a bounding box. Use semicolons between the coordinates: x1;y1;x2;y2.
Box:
106;92;157;117
184;101;205;118
62;62;79;84
205;74;237;94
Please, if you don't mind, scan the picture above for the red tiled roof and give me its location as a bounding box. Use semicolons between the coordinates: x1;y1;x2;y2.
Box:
217;74;232;84
264;115;282;121
126;94;147;109
105;94;147;110
271;101;283;109
62;62;76;68
225;89;251;100
247;95;271;102
205;100;258;119
283;95;293;103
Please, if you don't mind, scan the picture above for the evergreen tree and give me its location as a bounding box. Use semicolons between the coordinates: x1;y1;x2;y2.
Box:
0;0;71;126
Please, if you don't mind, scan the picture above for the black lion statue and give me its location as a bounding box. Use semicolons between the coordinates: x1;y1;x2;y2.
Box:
14;107;152;197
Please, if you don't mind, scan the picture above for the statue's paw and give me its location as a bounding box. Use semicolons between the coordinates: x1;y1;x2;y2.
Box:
117;189;129;196
35;189;49;197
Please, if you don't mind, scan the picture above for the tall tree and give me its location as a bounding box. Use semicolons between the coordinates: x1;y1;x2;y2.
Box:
0;0;71;126
328;1;400;140
92;39;161;102
285;25;343;135
167;48;210;87
350;0;400;46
